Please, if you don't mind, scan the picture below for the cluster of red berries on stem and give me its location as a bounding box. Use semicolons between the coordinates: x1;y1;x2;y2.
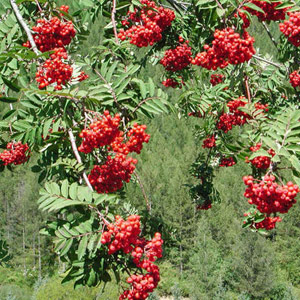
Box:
217;97;268;133
23;6;75;52
26;6;88;90
196;200;212;210
88;154;137;194
289;70;300;88
245;143;275;169
78;111;150;193
118;0;175;47
191;28;255;70
78;111;122;154
254;216;282;230
280;12;300;47
243;175;299;214
35;47;73;90
243;1;288;22
126;124;150;154
234;10;251;29
210;74;224;86
0;142;30;166
202;135;216;149
162;78;179;88
160;40;192;72
219;156;236;167
101;215;163;300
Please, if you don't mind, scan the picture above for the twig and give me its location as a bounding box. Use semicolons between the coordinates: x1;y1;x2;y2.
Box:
68;128;111;225
34;0;43;13
252;54;283;69
132;97;159;114
244;75;251;103
262;22;278;48
93;68;121;109
134;170;150;212
68;128;93;191
10;0;39;55
112;0;120;45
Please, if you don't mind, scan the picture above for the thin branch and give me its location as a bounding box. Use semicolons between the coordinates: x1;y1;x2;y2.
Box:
112;0;120;45
93;68;121;109
244;75;251;103
134;170;150;212
68;128;94;191
34;0;43;13
10;0;39;55
252;54;283;69
132;97;159;114
262;22;278;48
68;128;111;225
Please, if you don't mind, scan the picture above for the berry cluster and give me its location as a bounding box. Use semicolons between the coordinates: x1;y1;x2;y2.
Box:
23;7;76;52
88;154;137;194
126;123;150;154
196;201;212;210
101;215;163;300
280;12;300;47
219;156;236;167
202;135;216;149
0;142;30;166
118;0;175;47
188;111;204;118
101;215;141;254
254;216;282;230
243;175;299;214
120;261;160;300
160;41;192;72
26;7;88;90
79;111;122;153
217;97;267;133
35;47;73;90
162;78;179;88
217;97;250;133
191;28;255;70
289;70;300;88
246;143;275;169
210;74;224;86
234;9;251;29
244;1;288;22
79;111;150;193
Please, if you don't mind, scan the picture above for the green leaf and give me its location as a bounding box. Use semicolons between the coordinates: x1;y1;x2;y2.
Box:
1;77;21;92
78;234;89;260
60;239;73;256
43;119;53;140
61;180;69;198
69;183;78;200
290;155;300;173
249;149;271;160
275;2;294;10
243;2;265;13
0;96;18;103
286;144;300;152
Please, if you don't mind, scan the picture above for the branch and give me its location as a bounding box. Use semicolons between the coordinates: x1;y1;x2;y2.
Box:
244;75;251;103
132;97;159;114
68;128;111;225
67;128;93;191
93;68;121;109
112;0;120;45
134;170;150;212
252;54;283;69
262;22;278;48
10;0;39;55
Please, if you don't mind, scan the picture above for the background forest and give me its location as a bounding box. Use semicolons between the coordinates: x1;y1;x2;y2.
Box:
0;1;300;299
